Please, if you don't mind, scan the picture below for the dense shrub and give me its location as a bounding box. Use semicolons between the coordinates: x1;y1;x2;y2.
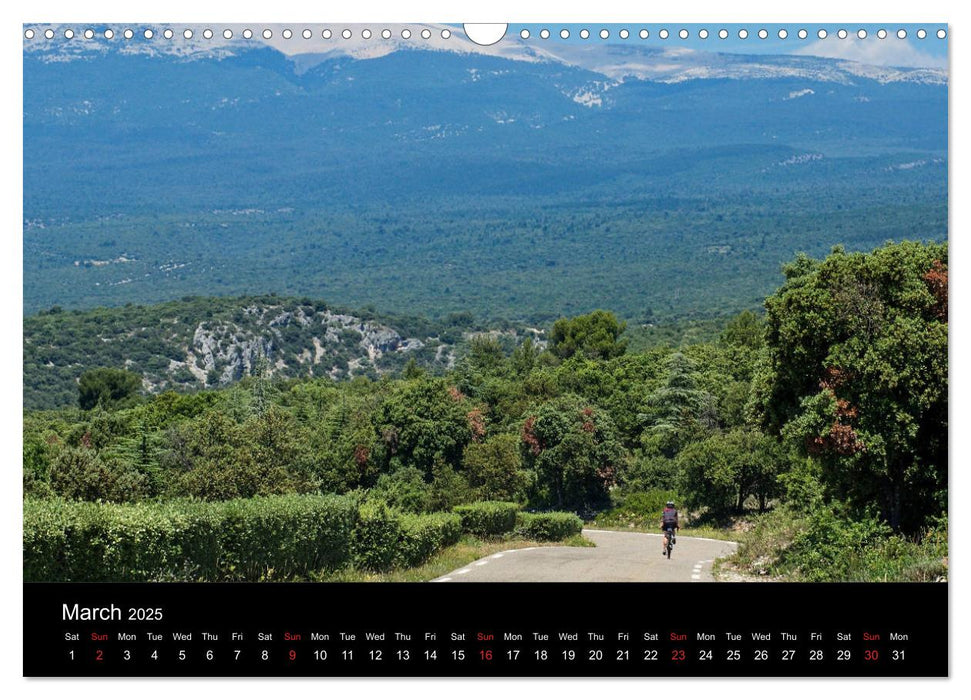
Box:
593;489;680;529
350;501;404;572
453;501;519;536
215;495;358;580
397;512;463;567
48;446;150;503
515;512;583;541
351;504;463;571
728;505;949;582
23;495;358;582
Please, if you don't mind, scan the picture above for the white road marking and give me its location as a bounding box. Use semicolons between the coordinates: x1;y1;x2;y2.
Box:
490;553;504;559
433;577;452;582
691;574;701;580
474;561;489;567
456;568;472;575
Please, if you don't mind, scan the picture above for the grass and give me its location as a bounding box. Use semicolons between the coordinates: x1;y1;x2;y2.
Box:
309;534;596;582
720;506;949;582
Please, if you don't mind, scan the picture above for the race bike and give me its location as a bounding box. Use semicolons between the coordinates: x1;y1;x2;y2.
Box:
662;526;676;559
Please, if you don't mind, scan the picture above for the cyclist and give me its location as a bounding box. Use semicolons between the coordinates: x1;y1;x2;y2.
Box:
660;500;679;555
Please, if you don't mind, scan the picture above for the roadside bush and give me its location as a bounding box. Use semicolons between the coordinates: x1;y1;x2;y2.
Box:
216;494;358;580
453;501;520;536
728;505;948;582
515;512;583;541
23;494;358;582
397;512;463;567
350;501;403;572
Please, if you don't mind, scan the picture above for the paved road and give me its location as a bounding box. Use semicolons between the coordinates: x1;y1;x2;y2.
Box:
432;529;737;583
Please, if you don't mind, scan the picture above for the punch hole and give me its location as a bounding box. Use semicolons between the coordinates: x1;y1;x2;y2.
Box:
464;24;507;46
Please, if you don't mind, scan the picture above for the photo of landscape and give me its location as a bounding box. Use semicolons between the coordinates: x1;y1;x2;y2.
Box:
22;23;948;584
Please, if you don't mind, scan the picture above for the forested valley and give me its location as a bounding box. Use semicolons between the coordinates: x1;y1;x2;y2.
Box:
24;241;948;583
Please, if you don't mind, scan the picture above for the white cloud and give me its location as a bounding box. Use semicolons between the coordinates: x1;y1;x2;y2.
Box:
793;37;947;69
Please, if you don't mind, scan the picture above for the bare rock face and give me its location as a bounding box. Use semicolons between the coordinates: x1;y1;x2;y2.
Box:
191;322;276;386
176;304;441;388
358;324;402;358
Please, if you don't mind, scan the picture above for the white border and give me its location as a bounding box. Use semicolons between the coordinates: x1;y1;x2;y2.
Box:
4;1;965;698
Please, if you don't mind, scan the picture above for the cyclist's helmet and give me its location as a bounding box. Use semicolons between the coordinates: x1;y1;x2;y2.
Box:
665;501;675;508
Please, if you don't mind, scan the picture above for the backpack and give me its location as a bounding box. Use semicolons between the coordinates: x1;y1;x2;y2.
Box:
662;507;678;525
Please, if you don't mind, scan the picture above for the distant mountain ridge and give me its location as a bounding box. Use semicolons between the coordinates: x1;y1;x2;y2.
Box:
23;27;947;325
24;24;947;86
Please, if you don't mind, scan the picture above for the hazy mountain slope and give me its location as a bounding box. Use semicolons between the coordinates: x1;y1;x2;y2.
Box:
23;294;547;410
23;38;947;322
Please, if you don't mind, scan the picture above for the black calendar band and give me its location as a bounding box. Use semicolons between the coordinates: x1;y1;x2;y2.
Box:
24;582;947;677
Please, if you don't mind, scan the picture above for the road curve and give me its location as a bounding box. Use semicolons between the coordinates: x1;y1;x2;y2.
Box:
432;529;737;583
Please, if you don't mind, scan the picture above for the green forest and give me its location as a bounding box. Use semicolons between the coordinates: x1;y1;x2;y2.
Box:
23;241;948;583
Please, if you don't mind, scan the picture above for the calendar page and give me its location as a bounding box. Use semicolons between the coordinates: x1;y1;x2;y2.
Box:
21;21;948;677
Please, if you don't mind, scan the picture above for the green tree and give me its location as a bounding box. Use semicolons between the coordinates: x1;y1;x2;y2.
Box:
376;377;474;478
676;429;785;515
549;310;627;361
462;433;527;501
639;352;715;458
521;395;625;511
752;241;947;531
720;309;765;350
77;368;142;410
